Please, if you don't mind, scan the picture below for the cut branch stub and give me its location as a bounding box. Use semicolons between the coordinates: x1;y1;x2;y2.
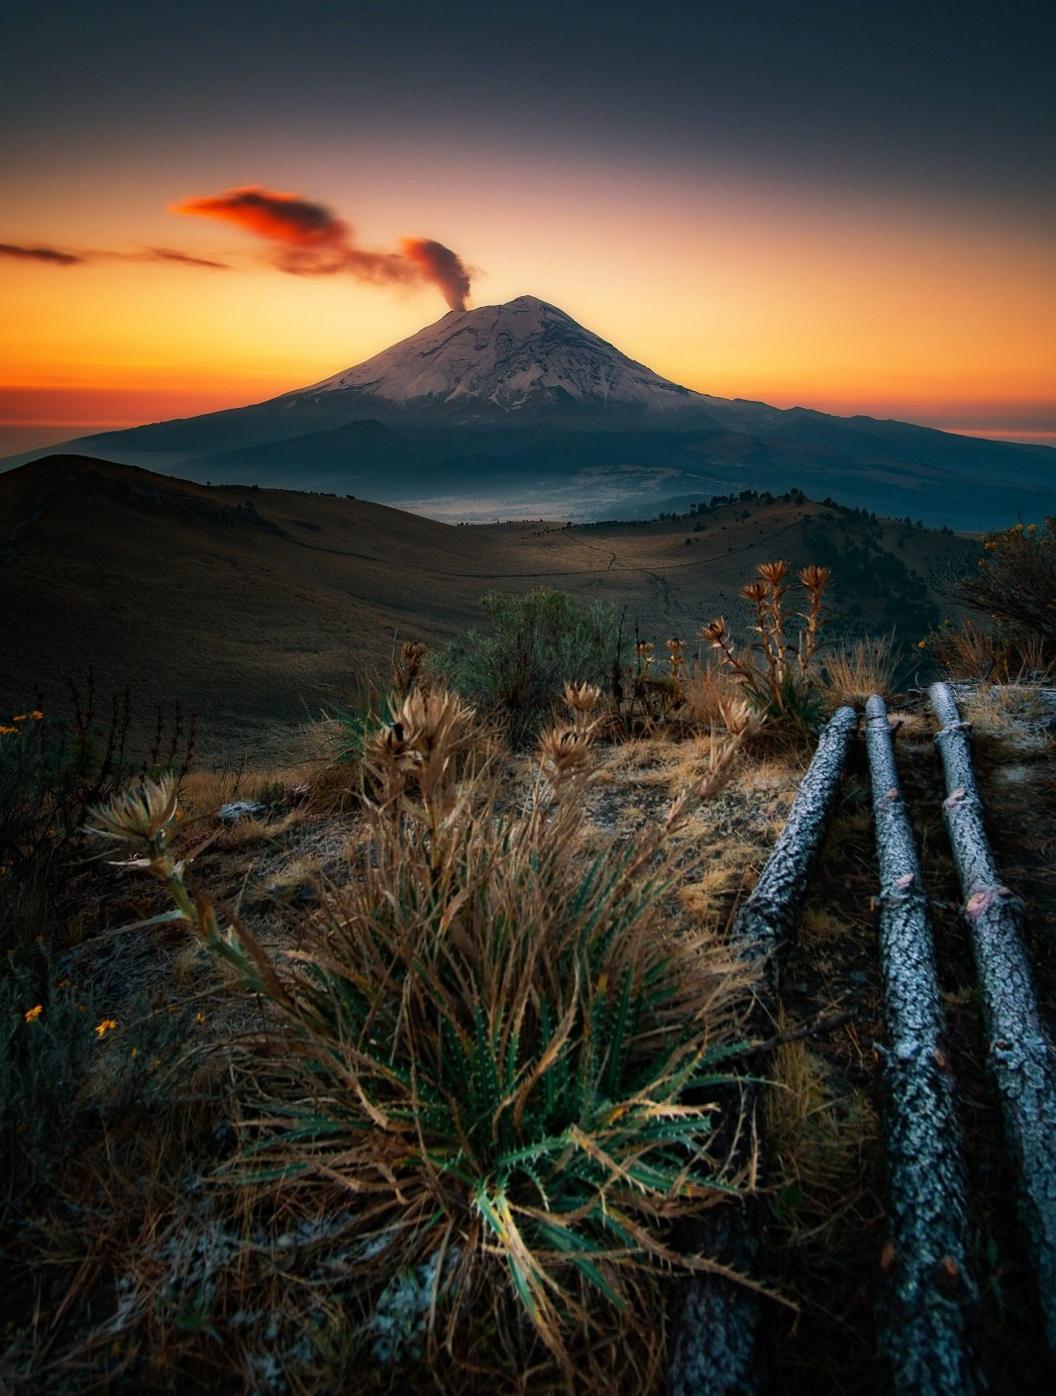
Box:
865;694;978;1393
930;681;1056;1352
668;706;858;1396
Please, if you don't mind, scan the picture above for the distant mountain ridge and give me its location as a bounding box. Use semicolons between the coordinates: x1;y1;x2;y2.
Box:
3;296;1053;529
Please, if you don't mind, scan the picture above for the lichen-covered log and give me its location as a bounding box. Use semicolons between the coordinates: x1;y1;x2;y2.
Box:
667;1207;769;1396
734;705;860;985
865;694;978;1393
669;706;858;1395
930;681;1056;1351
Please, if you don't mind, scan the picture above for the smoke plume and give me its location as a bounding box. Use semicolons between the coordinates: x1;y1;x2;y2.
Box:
400;238;472;313
173;185;472;310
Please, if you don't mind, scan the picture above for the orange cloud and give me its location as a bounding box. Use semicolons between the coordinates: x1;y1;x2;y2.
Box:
173;184;473;310
172;186;349;248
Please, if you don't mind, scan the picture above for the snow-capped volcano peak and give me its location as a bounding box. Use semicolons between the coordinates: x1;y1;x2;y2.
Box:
295;294;718;414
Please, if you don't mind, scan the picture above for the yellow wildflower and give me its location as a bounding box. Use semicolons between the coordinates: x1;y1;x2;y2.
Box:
12;714;26;723
0;726;17;736
95;1018;118;1038
195;1010;206;1025
30;709;44;720
24;1004;43;1023
917;639;926;649
130;1047;138;1059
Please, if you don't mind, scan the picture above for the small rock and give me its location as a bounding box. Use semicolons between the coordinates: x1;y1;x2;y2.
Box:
216;800;268;823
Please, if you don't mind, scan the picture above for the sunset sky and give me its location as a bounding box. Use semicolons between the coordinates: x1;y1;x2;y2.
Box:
2;0;1054;454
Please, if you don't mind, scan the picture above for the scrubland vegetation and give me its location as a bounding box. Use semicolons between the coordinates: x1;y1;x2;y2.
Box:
2;521;1055;1392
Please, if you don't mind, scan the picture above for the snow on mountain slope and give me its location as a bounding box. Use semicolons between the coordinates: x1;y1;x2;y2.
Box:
294;295;728;414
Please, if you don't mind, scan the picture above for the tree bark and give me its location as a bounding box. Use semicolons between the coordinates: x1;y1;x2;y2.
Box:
668;706;858;1395
734;705;860;984
865;695;978;1393
930;681;1056;1351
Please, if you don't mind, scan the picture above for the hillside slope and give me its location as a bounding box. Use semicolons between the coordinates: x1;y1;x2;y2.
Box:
1;456;978;753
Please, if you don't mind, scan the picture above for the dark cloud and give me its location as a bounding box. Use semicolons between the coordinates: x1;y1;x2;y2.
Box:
0;241;229;270
130;247;230;269
0;242;84;265
174;184;472;310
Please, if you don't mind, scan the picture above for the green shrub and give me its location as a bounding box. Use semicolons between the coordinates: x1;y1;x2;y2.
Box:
952;519;1056;664
433;588;625;743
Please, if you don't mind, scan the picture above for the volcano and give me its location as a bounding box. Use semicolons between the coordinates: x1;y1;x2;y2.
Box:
3;295;1054;528
289;295;725;418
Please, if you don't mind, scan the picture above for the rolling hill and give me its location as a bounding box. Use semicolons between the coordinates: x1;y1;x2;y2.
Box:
2;454;978;755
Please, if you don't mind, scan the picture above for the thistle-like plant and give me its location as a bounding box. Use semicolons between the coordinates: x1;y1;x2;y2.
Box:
702;561;832;734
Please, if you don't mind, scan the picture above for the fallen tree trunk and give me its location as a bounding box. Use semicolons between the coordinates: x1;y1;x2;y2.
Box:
930;681;1056;1351
668;705;858;1395
865;694;978;1393
734;705;861;984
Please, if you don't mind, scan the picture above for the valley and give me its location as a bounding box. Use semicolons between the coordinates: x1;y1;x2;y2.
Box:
2;453;977;755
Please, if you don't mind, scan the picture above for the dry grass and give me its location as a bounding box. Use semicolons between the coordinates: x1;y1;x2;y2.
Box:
961;682;1056;750
928;618;1011;680
765;1028;879;1246
819;635;898;707
675;660;745;730
799;907;848;945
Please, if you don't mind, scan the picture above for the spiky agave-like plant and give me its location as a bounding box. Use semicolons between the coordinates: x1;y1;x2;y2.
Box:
88;691;757;1375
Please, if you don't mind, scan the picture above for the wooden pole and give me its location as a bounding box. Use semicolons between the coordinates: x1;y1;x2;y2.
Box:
865;694;978;1393
930;681;1056;1350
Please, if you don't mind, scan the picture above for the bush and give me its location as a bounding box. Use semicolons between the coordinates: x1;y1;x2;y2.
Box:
88;693;755;1378
1;951;184;1205
433;589;624;744
953;519;1056;661
925;616;1053;682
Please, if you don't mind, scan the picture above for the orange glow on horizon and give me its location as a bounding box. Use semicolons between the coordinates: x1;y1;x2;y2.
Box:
2;160;1053;446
